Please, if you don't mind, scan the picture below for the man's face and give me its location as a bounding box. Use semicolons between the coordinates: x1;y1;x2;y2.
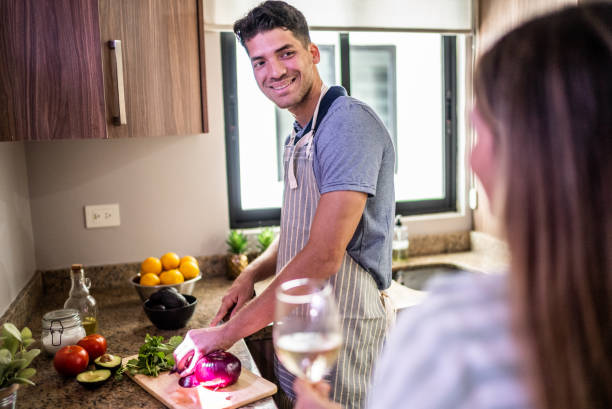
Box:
245;28;320;113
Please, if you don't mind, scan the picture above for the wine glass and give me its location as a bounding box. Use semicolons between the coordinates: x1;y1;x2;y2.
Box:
273;278;342;382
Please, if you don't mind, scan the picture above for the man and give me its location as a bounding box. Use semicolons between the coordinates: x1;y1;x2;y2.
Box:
173;2;395;408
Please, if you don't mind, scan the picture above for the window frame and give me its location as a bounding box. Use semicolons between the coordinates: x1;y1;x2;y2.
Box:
222;32;458;228
395;35;457;216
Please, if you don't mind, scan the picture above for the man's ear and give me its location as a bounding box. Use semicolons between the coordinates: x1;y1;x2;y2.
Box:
309;43;321;64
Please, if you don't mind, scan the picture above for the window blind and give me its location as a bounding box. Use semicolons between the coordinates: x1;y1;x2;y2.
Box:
204;0;473;32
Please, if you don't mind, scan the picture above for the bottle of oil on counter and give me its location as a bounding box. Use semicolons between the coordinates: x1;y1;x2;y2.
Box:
64;264;98;335
392;215;410;261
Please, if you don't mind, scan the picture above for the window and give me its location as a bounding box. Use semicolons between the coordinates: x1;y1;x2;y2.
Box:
222;31;459;228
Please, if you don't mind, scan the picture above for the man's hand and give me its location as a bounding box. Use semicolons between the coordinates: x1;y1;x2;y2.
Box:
172;325;235;377
294;379;343;409
210;272;256;327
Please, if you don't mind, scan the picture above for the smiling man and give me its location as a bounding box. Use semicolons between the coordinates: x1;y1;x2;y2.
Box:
173;2;396;408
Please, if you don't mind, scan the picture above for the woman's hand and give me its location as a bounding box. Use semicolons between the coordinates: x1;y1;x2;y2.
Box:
294;379;343;409
172;325;235;377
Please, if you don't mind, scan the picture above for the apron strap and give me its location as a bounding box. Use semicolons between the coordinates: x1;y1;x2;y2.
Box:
380;290;396;333
288;84;328;189
288;85;347;189
288;136;312;189
312;85;347;134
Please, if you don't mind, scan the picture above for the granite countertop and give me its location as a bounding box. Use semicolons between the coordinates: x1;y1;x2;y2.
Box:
14;276;277;409
4;231;509;409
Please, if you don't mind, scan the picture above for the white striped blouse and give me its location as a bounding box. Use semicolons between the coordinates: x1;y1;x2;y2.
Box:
366;272;533;409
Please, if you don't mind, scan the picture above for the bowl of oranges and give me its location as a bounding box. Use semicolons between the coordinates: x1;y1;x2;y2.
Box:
130;252;202;302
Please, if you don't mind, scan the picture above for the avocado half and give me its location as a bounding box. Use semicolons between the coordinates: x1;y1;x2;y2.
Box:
76;369;112;389
94;354;122;372
149;288;188;309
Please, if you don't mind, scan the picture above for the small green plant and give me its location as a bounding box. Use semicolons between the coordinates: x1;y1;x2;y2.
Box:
0;323;40;388
226;230;248;254
256;228;275;253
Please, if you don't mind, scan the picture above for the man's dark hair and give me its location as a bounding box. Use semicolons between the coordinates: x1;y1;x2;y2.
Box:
233;1;311;50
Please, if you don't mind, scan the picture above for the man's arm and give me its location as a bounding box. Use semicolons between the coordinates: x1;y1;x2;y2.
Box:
209;237;279;326
174;190;366;375
222;190;366;340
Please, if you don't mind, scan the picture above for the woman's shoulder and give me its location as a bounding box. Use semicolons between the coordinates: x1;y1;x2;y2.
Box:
425;271;508;307
368;273;530;408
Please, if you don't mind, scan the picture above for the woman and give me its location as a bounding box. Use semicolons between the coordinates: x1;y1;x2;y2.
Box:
294;4;612;409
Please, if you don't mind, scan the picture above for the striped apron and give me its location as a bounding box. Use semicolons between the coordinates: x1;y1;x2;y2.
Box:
274;86;389;409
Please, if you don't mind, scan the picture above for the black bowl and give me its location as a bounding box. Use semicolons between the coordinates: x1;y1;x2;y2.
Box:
143;294;197;330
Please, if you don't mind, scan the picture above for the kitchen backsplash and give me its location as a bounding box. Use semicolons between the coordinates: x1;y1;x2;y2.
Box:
0;231;472;330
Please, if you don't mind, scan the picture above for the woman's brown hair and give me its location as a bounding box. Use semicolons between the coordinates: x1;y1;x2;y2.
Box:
474;4;612;409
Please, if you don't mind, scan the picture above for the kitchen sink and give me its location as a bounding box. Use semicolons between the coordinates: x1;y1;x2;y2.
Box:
393;264;463;291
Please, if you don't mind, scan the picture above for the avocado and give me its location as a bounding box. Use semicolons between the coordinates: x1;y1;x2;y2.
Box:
149;287;180;304
76;369;111;389
165;292;188;309
148;288;188;309
94;354;122;372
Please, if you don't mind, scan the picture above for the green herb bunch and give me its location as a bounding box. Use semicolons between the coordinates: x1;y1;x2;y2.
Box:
0;323;40;388
256;228;275;253
116;334;182;379
226;230;248;254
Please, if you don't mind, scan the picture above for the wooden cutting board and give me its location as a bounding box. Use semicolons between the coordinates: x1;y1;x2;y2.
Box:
123;355;277;409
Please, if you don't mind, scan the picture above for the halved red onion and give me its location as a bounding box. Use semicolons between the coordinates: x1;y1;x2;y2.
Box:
194;350;241;389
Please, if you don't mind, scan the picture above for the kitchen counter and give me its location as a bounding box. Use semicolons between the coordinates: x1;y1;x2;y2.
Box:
5;231;509;409
15;276;277;409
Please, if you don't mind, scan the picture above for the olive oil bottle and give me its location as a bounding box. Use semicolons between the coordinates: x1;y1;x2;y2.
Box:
64;264;98;335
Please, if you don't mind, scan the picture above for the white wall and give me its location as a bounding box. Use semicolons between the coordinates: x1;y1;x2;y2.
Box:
2;28;473;313
25;31;230;270
0;142;37;317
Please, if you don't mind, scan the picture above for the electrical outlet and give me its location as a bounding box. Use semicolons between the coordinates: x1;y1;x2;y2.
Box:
84;204;121;229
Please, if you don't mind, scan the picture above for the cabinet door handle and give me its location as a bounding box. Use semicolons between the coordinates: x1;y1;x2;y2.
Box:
108;40;127;125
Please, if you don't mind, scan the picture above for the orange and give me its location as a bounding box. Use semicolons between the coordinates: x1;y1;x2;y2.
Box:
180;255;198;267
159;269;184;285
179;261;200;280
140;273;161;286
141;257;162;275
160;252;180;270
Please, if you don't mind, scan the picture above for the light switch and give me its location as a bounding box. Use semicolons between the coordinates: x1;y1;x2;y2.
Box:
84;204;121;229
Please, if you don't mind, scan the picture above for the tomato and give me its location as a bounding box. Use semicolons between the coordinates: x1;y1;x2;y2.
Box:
77;334;107;362
54;345;89;376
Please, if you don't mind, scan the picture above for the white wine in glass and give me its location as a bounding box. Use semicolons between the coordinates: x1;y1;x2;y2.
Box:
274;278;342;382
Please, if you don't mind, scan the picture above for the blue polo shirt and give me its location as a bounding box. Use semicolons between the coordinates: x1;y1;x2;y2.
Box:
291;92;395;290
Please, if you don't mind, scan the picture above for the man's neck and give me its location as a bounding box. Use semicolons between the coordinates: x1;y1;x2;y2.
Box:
290;78;323;127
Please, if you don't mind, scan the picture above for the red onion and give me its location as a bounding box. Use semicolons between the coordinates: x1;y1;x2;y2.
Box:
178;374;200;388
194;350;241;389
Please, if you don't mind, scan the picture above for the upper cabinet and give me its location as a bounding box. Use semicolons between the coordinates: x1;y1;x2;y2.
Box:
0;0;208;141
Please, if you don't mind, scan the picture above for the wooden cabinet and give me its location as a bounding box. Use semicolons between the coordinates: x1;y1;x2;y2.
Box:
0;0;207;141
0;1;107;141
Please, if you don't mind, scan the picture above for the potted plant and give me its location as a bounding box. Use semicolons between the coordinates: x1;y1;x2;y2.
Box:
225;230;249;280
256;227;275;254
0;323;40;408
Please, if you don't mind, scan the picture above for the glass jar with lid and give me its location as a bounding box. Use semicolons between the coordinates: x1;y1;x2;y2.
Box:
63;264;98;335
41;309;86;355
